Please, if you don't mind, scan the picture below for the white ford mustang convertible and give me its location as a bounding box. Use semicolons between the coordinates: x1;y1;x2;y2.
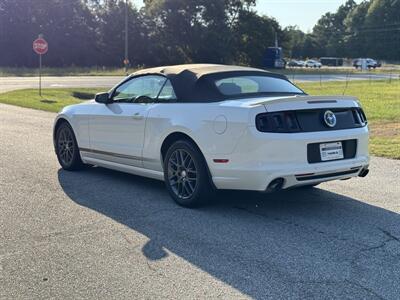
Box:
54;64;369;207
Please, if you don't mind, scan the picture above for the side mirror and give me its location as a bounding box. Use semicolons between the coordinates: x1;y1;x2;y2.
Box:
95;92;111;104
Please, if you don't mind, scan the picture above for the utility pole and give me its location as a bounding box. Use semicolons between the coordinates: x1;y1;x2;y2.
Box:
124;0;129;74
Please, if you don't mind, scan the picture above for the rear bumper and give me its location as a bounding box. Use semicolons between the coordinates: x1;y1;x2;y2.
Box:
207;126;369;191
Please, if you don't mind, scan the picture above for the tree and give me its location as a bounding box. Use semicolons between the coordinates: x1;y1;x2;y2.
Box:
95;0;147;67
312;0;357;57
0;0;98;67
344;1;371;57
1;0;399;68
282;26;306;58
142;0;257;65
308;0;399;60
232;11;282;67
362;0;400;60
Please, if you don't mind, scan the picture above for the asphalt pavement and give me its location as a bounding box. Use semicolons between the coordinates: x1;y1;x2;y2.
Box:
1;73;398;93
0;76;122;93
0;103;399;299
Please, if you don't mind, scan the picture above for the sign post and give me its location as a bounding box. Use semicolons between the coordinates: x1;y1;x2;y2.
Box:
39;52;42;96
33;34;48;96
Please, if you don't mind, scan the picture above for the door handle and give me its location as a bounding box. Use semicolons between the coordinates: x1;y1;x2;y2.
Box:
132;112;144;120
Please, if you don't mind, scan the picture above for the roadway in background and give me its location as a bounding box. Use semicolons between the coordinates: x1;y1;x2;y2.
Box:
1;73;398;93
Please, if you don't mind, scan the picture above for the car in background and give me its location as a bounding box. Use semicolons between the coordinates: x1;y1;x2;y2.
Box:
353;58;381;69
320;57;344;67
305;60;322;68
287;60;305;67
53;64;370;207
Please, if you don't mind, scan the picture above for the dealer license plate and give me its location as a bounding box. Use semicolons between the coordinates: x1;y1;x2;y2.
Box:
319;142;344;161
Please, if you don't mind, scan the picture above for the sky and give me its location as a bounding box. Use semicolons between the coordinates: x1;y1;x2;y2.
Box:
255;0;363;32
132;0;363;32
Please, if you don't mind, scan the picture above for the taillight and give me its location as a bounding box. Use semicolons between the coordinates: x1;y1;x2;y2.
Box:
352;107;368;125
256;112;301;133
358;107;367;124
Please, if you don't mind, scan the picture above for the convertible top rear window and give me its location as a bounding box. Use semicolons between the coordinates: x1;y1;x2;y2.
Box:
215;75;304;97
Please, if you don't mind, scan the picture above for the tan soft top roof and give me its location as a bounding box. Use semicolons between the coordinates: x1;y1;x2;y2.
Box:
127;64;287;102
131;64;270;78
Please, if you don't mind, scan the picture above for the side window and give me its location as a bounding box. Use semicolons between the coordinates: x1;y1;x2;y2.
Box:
140;76;167;99
113;77;143;102
157;80;177;102
113;75;166;103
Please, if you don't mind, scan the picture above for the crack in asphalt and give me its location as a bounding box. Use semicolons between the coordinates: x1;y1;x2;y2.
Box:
379;228;400;242
233;204;400;299
0;222;110;257
232;205;364;247
346;229;400;300
345;279;387;300
356;228;400;255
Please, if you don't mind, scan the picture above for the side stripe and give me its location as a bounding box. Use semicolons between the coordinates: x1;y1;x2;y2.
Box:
79;148;157;163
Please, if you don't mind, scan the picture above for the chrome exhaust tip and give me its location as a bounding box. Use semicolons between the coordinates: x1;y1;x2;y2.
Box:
266;178;284;193
358;168;369;177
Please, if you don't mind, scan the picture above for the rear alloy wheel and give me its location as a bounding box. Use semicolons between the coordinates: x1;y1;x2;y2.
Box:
56;122;84;171
164;140;213;207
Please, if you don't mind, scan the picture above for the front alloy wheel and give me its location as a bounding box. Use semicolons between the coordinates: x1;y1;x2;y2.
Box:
58;126;75;166
55;122;84;170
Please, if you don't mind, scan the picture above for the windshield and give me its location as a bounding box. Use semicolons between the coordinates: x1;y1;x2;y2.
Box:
215;76;304;97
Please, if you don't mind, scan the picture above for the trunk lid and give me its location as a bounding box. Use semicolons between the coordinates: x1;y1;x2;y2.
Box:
253;95;360;112
220;95;360;111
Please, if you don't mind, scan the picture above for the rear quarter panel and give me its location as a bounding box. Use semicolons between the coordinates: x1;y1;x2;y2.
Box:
142;102;264;172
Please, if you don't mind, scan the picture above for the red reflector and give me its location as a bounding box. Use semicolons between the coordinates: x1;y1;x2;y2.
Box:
213;159;229;163
295;173;315;177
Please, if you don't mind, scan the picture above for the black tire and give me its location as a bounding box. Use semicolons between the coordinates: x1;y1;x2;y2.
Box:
55;122;85;171
163;140;213;207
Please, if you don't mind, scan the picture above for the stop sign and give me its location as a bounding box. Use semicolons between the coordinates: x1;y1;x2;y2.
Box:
33;38;48;55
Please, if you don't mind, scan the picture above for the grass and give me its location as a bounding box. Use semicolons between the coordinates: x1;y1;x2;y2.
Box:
275;67;400;76
298;80;400;122
0;88;105;112
1;65;399;77
0;79;398;158
370;136;400;159
0;67;137;77
298;80;400;159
